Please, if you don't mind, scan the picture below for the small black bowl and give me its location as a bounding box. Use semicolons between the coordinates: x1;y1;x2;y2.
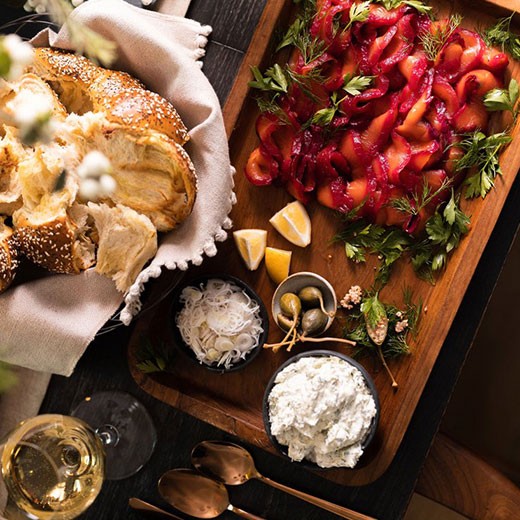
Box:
262;350;380;470
170;274;269;374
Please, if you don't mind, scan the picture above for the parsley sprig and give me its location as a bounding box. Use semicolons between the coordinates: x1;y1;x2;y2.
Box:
311;74;374;126
249;64;289;94
334;216;412;287
135;337;175;374
453;131;512;199
373;0;432;15
419;14;462;62
483;78;520;117
411;191;470;281
483;14;520;60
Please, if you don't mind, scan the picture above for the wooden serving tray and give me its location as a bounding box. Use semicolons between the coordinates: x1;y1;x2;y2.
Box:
128;0;520;486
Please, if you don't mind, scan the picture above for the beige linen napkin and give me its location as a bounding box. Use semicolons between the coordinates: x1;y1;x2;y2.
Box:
0;0;235;377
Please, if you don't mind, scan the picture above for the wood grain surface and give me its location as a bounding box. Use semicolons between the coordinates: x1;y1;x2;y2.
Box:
128;0;520;487
416;433;520;519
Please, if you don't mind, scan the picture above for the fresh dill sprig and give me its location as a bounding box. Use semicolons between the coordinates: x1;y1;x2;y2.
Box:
389;177;453;217
135;337;175;374
419;13;462;62
453;131;512;199
483;78;519;117
411;190;470;281
483;14;520;60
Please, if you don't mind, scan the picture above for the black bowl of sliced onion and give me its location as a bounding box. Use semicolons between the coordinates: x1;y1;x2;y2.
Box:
170;274;269;373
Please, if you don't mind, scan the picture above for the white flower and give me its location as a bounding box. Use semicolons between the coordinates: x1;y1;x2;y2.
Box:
11;91;56;145
340;285;363;310
395;319;409;334
77;151;116;201
1;34;34;81
77;150;112;179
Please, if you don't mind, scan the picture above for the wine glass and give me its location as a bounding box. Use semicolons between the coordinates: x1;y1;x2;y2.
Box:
1;392;157;519
1;414;105;520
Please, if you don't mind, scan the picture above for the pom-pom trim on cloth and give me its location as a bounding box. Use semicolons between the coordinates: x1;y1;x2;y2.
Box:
119;166;237;325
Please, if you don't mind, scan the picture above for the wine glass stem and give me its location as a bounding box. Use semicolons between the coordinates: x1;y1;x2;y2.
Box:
95;424;120;447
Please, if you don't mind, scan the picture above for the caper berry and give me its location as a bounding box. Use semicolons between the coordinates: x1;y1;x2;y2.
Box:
301;308;328;337
280;292;302;318
298;286;323;308
276;313;296;332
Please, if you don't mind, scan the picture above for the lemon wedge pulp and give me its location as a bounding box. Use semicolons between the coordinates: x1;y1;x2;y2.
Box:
269;200;311;247
233;229;267;270
265;247;292;284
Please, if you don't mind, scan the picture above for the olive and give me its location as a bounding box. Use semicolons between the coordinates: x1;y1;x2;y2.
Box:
279;292;302;318
276;313;296;332
298;286;323;308
301;308;328;337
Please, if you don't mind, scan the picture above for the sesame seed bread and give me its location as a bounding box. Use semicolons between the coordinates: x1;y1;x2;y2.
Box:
0;127;24;216
14;202;95;274
65;112;196;232
88;203;157;292
0;218;19;293
0;50;197;294
30;48;190;146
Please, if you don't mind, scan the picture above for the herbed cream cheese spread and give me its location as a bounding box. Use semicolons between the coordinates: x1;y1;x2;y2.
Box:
267;356;377;468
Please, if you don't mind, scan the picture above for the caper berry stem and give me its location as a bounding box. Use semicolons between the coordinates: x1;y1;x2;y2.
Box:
296;335;356;347
376;345;398;389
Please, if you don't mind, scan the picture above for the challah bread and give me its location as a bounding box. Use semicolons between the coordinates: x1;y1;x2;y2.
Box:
0;127;24;216
14;202;95;274
88;203;157;292
65;112;196;232
0;218;19;293
30;48;190;146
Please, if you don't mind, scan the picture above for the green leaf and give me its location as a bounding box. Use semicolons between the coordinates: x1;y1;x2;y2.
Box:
361;294;387;330
248;64;289;94
343;74;374;96
483;14;520;61
484;79;519;114
312;106;337;126
349;1;371;24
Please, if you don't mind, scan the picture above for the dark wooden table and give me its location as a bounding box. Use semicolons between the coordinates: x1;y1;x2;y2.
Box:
1;1;519;519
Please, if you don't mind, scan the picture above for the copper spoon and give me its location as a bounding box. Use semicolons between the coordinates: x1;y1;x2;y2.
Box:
158;468;264;520
129;498;184;519
191;440;378;520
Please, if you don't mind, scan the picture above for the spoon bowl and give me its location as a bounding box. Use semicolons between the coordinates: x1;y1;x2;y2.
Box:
158;468;264;520
191;441;377;520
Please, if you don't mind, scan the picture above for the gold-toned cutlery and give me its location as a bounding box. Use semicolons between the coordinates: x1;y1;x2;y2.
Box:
129;498;184;519
158;468;265;520
191;440;378;520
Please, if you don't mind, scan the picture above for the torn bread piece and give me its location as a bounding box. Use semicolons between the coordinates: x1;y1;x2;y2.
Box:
0;127;24;215
0;218;19;293
88;203;157;293
65;113;196;232
14;202;95;274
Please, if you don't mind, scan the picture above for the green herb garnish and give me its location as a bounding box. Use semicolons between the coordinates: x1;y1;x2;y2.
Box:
135;337;175;374
249;64;289;94
483;78;519;117
453;131;512;199
411;190;470;281
419;13;462;62
373;0;432;15
343;288;422;388
483;14;520;60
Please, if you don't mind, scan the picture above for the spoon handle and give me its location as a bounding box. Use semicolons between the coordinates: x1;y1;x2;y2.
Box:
227;503;266;520
258;475;377;520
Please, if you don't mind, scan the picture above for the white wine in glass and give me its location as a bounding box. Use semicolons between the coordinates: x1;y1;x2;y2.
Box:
1;414;105;520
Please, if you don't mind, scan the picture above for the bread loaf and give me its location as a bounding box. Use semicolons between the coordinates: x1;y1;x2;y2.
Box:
30;48;190;145
0;48;197;295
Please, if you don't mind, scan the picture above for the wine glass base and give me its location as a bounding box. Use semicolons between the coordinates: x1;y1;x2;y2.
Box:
71;391;156;480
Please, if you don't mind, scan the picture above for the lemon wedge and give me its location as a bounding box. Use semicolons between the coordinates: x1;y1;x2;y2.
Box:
269;200;311;247
265;247;292;284
233;229;267;270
